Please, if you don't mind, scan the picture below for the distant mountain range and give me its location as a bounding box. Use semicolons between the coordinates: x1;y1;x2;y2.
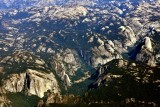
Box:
0;0;97;9
0;0;158;9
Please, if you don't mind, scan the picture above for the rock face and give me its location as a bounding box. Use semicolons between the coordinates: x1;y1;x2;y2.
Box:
40;92;83;106
47;6;88;20
91;39;122;67
143;37;153;52
45;93;62;105
118;26;137;47
3;73;25;93
0;95;11;107
51;48;81;86
129;36;156;66
2;69;60;98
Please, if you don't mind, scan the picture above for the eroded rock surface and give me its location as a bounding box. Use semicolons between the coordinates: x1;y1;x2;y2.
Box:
2;69;60;98
51;48;81;86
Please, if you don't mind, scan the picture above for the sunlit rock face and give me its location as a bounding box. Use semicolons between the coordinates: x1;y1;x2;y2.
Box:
118;26;137;47
91;37;122;67
143;37;153;52
47;6;88;20
2;69;60;98
0;95;11;107
129;36;156;66
51;48;81;86
3;73;25;93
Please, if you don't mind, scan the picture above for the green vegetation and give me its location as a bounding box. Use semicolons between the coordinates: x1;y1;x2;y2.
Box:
7;92;40;107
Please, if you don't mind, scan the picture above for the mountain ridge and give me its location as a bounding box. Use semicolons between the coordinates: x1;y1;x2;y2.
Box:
0;0;159;9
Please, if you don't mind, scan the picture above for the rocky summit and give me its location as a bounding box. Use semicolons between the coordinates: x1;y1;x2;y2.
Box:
0;0;159;107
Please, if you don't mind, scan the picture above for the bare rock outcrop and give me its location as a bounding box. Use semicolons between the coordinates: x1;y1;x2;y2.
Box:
2;69;60;98
0;95;11;107
118;26;137;47
129;36;156;66
51;48;81;86
91;37;122;67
